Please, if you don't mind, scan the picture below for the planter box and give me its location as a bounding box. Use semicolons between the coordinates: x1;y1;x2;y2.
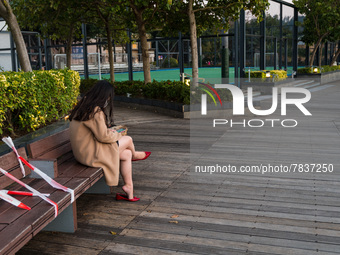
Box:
297;70;340;84
0;120;69;156
114;95;188;118
114;95;260;119
241;78;298;95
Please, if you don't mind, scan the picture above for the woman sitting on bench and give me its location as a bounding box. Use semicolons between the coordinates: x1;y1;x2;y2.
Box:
68;80;151;202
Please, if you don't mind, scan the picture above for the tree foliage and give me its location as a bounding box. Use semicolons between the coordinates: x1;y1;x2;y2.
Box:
293;0;340;66
115;0;170;84
0;0;32;71
12;0;83;68
164;0;269;80
82;0;129;83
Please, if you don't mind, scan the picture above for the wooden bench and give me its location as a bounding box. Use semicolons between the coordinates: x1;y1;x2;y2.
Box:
0;148;81;254
0;128;109;254
26;128;111;232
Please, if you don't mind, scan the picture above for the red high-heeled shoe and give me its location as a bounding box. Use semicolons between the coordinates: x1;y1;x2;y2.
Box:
116;193;140;202
132;151;151;161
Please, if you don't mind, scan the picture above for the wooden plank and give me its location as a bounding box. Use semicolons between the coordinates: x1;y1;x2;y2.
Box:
74;167;103;181
38;142;72;161
58;160;93;178
103;243;197;255
0;220;32;255
18;239;104;255
27;129;70;158
111;234;243;255
0;147;31;189
0;179;48;224
0;223;7;231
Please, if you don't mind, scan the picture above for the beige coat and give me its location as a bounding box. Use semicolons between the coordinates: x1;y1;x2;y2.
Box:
69;108;122;186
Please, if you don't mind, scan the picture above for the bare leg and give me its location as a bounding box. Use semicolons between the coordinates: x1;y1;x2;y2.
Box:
118;136;146;160
119;149;134;199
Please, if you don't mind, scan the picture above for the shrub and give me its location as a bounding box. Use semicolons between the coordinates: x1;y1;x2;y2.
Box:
113;80;190;105
79;78;98;95
296;67;314;74
161;57;179;68
297;65;340;74
249;70;287;82
81;79;190;105
0;69;80;135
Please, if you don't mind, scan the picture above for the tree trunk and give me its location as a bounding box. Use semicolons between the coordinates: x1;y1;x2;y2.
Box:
188;0;198;81
135;12;151;84
0;1;32;72
105;24;115;84
309;34;327;67
318;43;323;67
66;25;74;69
330;47;340;66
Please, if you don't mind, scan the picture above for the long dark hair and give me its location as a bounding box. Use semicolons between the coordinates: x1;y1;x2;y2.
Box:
69;80;115;127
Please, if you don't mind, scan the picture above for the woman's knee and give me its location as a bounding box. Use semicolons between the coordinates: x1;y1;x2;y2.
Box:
120;149;132;160
125;135;133;145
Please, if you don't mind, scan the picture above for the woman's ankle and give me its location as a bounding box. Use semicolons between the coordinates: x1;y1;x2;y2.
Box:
122;184;134;199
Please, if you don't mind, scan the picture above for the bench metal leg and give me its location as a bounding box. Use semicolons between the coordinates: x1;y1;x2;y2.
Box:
85;176;111;194
43;202;77;233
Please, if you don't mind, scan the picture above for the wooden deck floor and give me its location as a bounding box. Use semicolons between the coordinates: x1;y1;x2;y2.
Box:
18;83;340;254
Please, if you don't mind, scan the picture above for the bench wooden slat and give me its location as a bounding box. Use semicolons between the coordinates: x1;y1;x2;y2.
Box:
0;219;33;255
0;147;31;189
58;161;96;178
0;224;6;231
0;179;48;224
0;127;108;254
74;167;103;181
27;129;70;159
37;143;72;162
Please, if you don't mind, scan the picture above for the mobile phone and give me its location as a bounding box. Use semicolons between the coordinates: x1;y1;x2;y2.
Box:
116;128;125;133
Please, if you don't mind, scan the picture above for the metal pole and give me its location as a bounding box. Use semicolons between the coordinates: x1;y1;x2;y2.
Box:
260;11;266;70
38;37;43;69
279;3;283;69
284;38;288;70
178;32;184;79
338;41;340;64
82;23;89;79
214;36;217;66
198;38;202;68
44;39;49;70
234;19;239;86
28;34;32;67
324;41;328;65
98;52;101;80
221;31;229;82
292;7;298;72
167;40;170;68
9;33;17;71
113;41;116;63
127;30;133;81
250;28;254;67
274;38;277;70
155;40;159;67
240;9;246;78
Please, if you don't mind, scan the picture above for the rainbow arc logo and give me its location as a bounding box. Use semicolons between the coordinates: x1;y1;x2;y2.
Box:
198;82;222;115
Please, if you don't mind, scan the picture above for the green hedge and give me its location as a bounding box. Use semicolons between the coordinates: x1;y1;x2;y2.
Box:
0;69;80;135
161;57;179;68
80;79;190;105
297;65;340;74
249;70;287;82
